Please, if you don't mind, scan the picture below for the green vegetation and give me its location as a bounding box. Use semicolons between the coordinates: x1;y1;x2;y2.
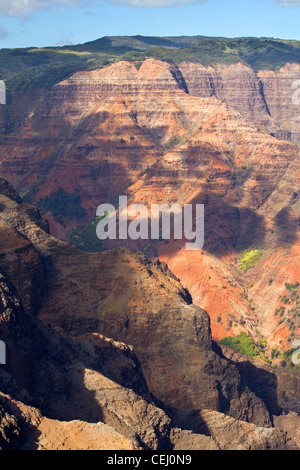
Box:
285;281;299;296
220;331;299;370
68;213;107;252
163;134;184;152
105;37;300;72
0;47;119;93
219;332;258;358
37;187;86;225
2;36;300;95
239;249;262;272
220;281;299;368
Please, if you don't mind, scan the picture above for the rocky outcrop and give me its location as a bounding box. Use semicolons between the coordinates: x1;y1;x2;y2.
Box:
36;419;138;451
192;409;298;450
0;392;139;450
0;178;298;450
2;390;297;451
0;180;270;427
219;344;300;416
0;401;20;450
273;413;300;449
0;270;171;450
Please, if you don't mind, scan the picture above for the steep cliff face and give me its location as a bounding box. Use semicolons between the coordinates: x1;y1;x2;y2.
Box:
258;63;300;143
0;58;299;356
0;178;298;450
179;62;300;143
0;59;191;221
1;60;300;219
123;94;300;348
179;62;272;127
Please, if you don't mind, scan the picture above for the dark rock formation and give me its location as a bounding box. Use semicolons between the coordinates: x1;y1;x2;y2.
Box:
0;178;298;449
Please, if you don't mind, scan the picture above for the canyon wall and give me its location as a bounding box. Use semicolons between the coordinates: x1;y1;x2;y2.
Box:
0;177;299;450
179;62;300;143
0;59;299;353
0;54;299;449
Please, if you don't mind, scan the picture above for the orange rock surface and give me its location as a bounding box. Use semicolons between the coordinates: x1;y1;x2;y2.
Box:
0;59;299;352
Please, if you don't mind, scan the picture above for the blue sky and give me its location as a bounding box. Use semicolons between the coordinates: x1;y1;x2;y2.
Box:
0;0;300;49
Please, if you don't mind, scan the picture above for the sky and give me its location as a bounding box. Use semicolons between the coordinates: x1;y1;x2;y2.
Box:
0;0;300;49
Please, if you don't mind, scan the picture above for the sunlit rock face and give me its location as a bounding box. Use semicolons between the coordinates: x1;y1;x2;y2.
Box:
0;59;299;367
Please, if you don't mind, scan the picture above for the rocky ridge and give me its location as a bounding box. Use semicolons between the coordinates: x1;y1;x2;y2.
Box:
0;178;298;450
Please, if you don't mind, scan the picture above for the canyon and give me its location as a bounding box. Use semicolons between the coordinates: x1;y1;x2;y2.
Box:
0;177;299;450
0;36;299;450
0;57;299;348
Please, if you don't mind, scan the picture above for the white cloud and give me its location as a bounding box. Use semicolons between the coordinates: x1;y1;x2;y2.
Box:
0;1;95;17
0;0;208;16
2;0;299;19
111;0;207;7
273;0;300;6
